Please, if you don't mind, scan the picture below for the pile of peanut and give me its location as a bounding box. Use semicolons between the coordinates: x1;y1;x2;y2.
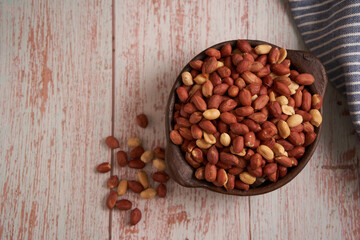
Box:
170;40;323;191
97;114;168;225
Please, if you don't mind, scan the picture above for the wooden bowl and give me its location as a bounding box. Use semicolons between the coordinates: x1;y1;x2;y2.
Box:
165;40;327;196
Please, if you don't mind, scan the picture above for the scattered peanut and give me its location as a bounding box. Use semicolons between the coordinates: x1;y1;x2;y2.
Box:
140;150;155;163
152;158;166;171
140;188;157;199
137;171;149;189
128;137;142;147
117;179;128;196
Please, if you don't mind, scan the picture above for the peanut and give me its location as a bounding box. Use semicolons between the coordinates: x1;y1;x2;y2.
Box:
203;109;220;120
117;179;128;196
239;172;256;185
181;71;193;86
194;73;208;84
220;133;231;146
277;48;287;63
140;188;157;199
137;171;149;189
230;146;246;156
128;137;142;147
257;145;274;161
288;81;299;95
273;143;285;156
105;136;119;149
254;44;272;55
196;139;212;149
287;114;303;128
153;158;166;171
140;150;154;163
276;96;289;105
309;109;322;127
277;120;291;139
130;208;142;225
269;91;276;102
203;132;216;144
195;167;205;180
282;105;295;115
217;61;224;69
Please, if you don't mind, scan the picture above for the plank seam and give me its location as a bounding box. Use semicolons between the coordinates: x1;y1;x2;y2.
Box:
110;0;116;239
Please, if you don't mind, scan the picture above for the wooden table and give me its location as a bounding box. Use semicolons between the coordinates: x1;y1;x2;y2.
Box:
1;0;359;239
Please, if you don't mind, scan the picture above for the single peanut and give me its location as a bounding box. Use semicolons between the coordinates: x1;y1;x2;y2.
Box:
309;109;322;127
281;105;295;115
276;96;288;105
128;137;142;147
153;158;166;171
157;183;167;198
105;136;119;149
257;145;274;161
230;146;246;156
273;143;285;156
220;133;231;147
97;162;111;173
203;132;216;144
140;188;157;199
217;61;224;69
277;120;291;139
269;91;276;102
277;48;287;63
196;139;212;149
107;176;120;189
194;73;208;84
287;114;303;128
189;84;202;97
239;172;256;185
288;81;299;95
181;71;194;86
137;171;149;189
203;109;220;120
195;167;205;180
117;179;128;196
254;44;272;55
130;208;142;225
140;150;154;163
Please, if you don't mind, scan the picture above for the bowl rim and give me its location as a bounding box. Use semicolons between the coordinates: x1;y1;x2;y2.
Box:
165;39;328;196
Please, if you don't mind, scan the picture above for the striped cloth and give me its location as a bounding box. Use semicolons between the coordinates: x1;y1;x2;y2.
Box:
289;0;360;135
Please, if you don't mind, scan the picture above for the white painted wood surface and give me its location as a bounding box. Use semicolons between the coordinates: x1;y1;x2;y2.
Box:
0;0;359;239
0;0;112;239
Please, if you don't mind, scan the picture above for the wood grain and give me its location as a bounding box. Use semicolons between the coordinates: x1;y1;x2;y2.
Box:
0;0;112;239
1;0;359;239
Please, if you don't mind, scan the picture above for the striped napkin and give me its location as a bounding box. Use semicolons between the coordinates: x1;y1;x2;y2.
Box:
289;0;360;135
